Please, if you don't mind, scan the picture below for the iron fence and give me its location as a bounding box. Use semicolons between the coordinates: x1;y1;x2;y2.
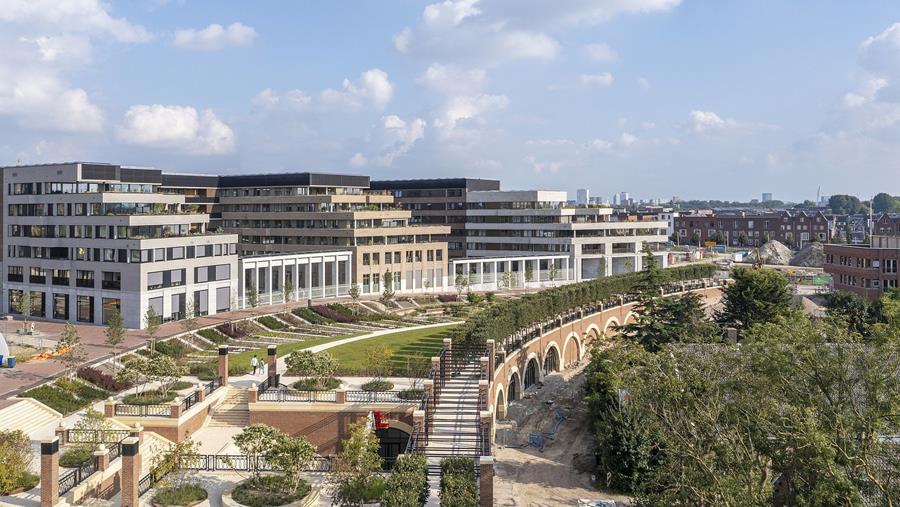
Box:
66;429;131;444
258;389;336;402
181;391;199;413
346;390;419;404
58;462;96;495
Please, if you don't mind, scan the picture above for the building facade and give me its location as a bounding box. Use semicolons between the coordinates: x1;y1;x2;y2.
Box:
674;210;833;249
824;235;900;300
463;190;668;280
1;163;239;328
370;178;501;258
218;173;450;296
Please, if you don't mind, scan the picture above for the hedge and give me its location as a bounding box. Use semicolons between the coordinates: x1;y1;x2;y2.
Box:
292;307;331;325
382;454;428;507
197;327;229;344
439;457;477;507
256;315;287;331
450;263;716;347
311;305;357;323
77;366;132;392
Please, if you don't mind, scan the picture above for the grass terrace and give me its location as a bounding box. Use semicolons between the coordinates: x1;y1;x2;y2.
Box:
328;323;459;376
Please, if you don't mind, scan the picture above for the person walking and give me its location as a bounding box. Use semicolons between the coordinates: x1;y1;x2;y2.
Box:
251;355;259;376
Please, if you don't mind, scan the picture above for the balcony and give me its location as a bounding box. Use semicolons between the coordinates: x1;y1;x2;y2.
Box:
7;274;22;283
76;279;95;289
53;277;70;286
102;280;121;291
29;276;46;284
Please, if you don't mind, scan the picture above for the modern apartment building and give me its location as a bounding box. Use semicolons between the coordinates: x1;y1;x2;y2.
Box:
824;235;900;300
463;190;668;280
674;210;833;248
1;163;239;328
370;178;501;258
217;173;451;295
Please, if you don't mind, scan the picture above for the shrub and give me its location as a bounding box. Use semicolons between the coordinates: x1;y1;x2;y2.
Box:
190;361;248;380
20;385;82;414
122;389;177;406
77;366;132;392
196;328;229;344
155;341;190;358
337;476;385;504
440;457;477;507
398;388;425;400
383;453;428;507
0;430;35;495
328;303;355;318
291;307;331;325
437;294;458;303
257;316;288;330
216;322;252;339
231;476;310;507
361;380;394;392
311;305;357;323
153;484;208;506
292;378;341;391
59;447;92;468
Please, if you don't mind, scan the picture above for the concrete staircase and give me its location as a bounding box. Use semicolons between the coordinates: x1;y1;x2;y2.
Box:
0;398;62;439
208;388;249;427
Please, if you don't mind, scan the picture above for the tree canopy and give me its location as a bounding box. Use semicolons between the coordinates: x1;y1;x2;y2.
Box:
715;267;792;330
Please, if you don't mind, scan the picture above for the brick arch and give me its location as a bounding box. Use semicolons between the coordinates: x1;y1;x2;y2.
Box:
524;353;541;388
494;385;507;420
543;342;561;374
623;311;637;325
584;324;602;344
388;420;414;434
563;334;582;367
603;316;620;336
507;367;522;401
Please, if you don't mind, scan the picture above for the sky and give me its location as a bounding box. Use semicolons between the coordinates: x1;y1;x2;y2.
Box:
1;0;900;202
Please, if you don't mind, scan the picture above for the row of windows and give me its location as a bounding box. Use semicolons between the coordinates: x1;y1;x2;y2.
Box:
8;267;120;290
360;268;444;293
827;256;898;273
9;182;155;196
9;289;118;324
219;186;364;198
835;274;899;290
361;249;443;265
6;243;236;263
147;264;230;290
6;222;205;239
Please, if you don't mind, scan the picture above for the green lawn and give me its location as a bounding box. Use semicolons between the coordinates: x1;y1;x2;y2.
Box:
327;323;459;375
226;334;363;373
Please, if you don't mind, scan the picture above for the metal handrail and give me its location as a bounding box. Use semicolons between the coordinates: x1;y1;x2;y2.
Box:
346;390;420;404
181;391;199;413
258;389;336;402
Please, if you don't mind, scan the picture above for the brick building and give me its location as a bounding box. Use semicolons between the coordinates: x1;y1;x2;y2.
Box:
674;210;833;249
824;235;900;300
873;213;900;236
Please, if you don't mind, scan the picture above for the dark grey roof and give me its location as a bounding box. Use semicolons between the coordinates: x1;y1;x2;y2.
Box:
371;178;500;191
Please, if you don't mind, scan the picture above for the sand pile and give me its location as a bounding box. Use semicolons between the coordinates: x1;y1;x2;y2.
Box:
790;242;825;267
743;240;793;265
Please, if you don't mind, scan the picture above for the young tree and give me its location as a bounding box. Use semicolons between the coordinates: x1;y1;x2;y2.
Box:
620;292;720;352
234;424;283;482
0;430;33;495
498;272;511;291
180;300;198;335
348;283;361;315
548;263;559;283
246;284;260;309
119;355;184;397
269;433;317;495
283;275;294;306
382;271;395;302
285;350;337;390
405;352;430;390
14;291;31;333
715;267;792;330
105;308;126;372
332;421;384;506
524;263;535;284
424;280;433;293
144;305;161;354
466;290;482;305
454;273;468;298
366;344;393;380
55;323;86;378
152;438;200;492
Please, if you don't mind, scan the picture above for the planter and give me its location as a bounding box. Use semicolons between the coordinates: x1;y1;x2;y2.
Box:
222;483;319;507
152;499;208;507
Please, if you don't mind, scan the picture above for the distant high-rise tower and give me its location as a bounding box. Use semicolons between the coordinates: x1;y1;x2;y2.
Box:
576;188;589;206
762;192;773;202
619;191;630;206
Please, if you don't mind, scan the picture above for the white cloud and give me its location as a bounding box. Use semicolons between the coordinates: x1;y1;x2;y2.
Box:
393;28;413;53
173;22;256;51
580;73;614;87
118;104;235;155
637;77;651;91
320;68;394;111
0;0;153;43
689;110;738;133
252;88;312;111
423;0;481;28
348;152;368;168
525;155;562;174
417;63;486;95
586;42;617;62
378;115;427;165
434;93;509;131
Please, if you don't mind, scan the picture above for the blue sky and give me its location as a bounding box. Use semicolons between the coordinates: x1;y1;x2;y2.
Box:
2;1;900;202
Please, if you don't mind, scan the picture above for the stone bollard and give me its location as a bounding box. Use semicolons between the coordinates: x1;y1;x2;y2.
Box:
130;423;143;445
480;410;493;452
169;401;182;419
55;424;67;446
479;356;489;379
412;410;425;452
335;389;347;404
478;380;489;412
103;397;115;418
120;437;141;507
479;456;495;507
94;444;109;472
195;384;205;403
486;340;496;380
423;379;434;410
40;437;59;507
267;345;278;385
247;384;258;403
218;345;229;385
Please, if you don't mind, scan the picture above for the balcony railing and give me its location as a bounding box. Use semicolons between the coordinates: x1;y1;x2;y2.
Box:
102;280;121;290
76;279;95;288
52;277;70;286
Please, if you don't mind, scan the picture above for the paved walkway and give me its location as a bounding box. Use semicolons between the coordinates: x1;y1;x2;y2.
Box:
0;298;353;398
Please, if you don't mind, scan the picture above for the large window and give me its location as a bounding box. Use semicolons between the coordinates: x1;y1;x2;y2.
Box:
76;270;94;288
171;293;185;321
7;266;22;283
53;294;69;320
194;290;209;316
77;295;94;323
102;271;121;291
215;286;230;312
102;298;120;324
53;269;70;286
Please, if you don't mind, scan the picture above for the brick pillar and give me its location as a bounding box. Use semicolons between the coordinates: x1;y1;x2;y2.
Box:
218;345;229;385
480;410;493;454
120;437;141;507
195;384;205;403
267;345;278;385
478;380;489;412
334;389;347;404
479;456;495;507
247;384;258;403
40;437;59;507
103;397;115;418
423;379;434;410
130;424;143;445
486;340;496;381
479;356;489;379
431;356;441;398
412;410;425;452
442;338;452;358
169;401;182;419
94;444;110;472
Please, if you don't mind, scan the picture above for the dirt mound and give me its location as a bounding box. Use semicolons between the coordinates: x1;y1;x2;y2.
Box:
790;242;825;267
743;240;792;265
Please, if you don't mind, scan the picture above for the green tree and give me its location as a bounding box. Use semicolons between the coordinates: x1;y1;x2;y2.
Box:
548;263;559;282
105;308;126;371
285;350;337;390
246;284;260;309
738;231;749;247
620;292;720;352
151;437;200;492
823;291;875;336
466;290;482;305
366;344;393;380
144;305;161;353
234;424;283;482
382;454;428;507
55;323;86;377
348;283;361;315
0;430;33;495
13;290;31;333
829;194;867;215
382;271;395;302
715;267;791;330
332;421;384;506
872;192;900;213
455;273;468;298
283;276;294;305
524;263;534;283
118;355;184;397
180;300;198;335
269;433;316;494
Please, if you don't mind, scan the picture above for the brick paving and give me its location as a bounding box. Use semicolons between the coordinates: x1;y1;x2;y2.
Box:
0;299;345;399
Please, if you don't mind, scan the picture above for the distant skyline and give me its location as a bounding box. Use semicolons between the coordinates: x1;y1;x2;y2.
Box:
2;1;900;201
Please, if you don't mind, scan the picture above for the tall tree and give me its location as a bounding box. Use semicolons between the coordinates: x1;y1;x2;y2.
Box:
105;308;126;371
382;271;395;301
14;291;31;333
829;194;867;215
144;305;161;353
55;323;86;378
332;421;384;506
715;267;791;330
872;192;900;213
348;283;360;315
